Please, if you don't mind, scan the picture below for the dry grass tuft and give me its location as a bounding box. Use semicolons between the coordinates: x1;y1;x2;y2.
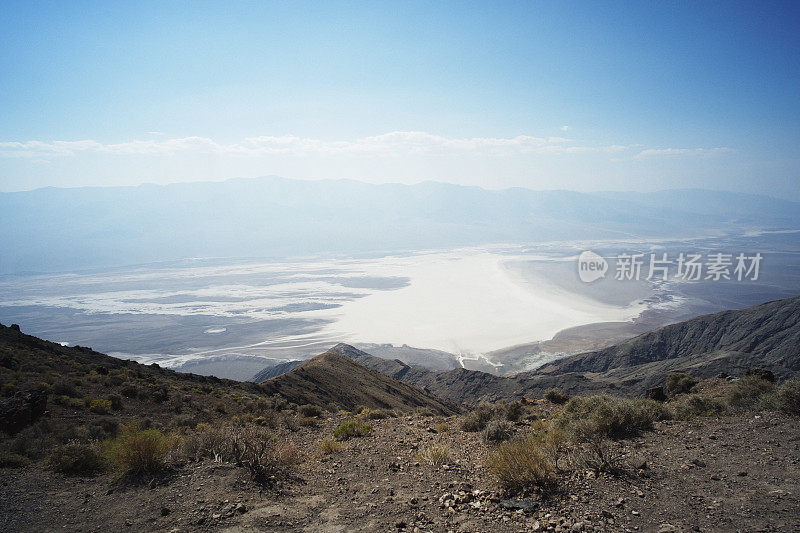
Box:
416;442;450;466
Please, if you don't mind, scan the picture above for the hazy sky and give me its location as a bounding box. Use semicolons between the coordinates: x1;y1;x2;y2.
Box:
1;1;799;198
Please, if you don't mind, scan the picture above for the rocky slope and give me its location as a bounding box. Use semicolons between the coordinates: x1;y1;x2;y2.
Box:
2;398;798;532
539;295;800;377
285;296;800;404
258;350;459;415
252;360;304;382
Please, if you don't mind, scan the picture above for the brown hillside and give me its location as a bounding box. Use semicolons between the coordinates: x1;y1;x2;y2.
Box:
259;351;460;415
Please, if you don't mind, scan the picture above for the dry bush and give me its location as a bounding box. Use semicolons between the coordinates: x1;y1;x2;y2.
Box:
558;395;671;441
726;375;777;411
416;442;450;466
299;404;322;418
181;424;299;484
433;421;450;433
486;431;560;493
673;395;727;420
298;416;317;427
319;438;341;454
460;403;496;432
505;400;525;422
48;442;105;475
86;398;112;414
778;378;800;415
570;438;628;476
333;420;372;441
1;420;57;460
104;421;174;475
359;408;393;420
483;420;514;444
51;381;78;397
544;389;570;405
666;373;698;396
0;451;29;468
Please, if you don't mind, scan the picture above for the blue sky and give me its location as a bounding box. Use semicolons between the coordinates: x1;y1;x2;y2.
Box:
1;1;799;197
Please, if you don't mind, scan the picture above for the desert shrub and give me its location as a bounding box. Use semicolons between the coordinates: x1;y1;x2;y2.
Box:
544;389;570;405
486;432;559;493
48;442;105;475
120;384;139;399
170;414;197;429
226;427;298;482
571;438;627;476
319;437;341;454
359;408;390;420
434;421;450;433
214;402;227;414
108;394;123;411
673;395;727;420
726;375;777;411
483;420;514;444
666;373;698;396
181;425;299;484
333;420;372;441
746;367;775;383
66;397;85;409
0;452;30;468
180;423;226;461
151;387;169;403
298;416;317;427
778;378;800;415
505;400;525;421
104;422;173;475
299;404;323;418
88;419;119;440
1;382;18;397
51;380;78;397
416;442;450;466
1;420;56;460
460;403;496;432
558;395;671;441
282;413;299;432
87;398;112;414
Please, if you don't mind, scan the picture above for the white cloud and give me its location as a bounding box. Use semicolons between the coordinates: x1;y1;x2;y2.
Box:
560;125;570;131
0;131;630;159
634;147;733;159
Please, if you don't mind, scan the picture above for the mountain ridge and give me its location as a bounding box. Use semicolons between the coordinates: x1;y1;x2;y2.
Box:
4;177;799;274
264;295;800;404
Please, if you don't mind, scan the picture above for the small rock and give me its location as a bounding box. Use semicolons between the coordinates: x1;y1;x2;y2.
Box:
160;507;170;516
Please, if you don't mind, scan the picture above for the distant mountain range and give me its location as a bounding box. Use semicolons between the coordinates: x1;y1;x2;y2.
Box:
3;295;799;419
255;296;800;404
3;176;800;273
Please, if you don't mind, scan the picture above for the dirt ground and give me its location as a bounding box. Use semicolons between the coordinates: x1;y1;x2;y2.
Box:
2;408;799;533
